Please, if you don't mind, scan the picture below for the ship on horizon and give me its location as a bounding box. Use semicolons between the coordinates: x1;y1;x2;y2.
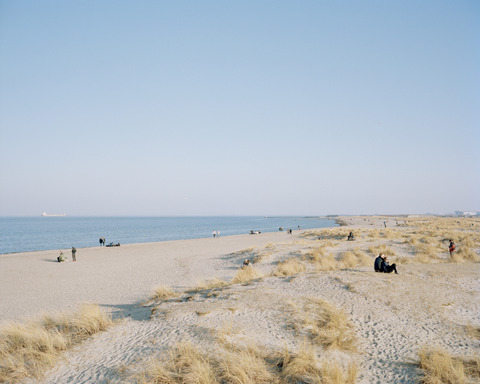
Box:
42;212;66;217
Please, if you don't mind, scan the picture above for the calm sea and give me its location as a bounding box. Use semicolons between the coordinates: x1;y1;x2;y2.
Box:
0;216;337;255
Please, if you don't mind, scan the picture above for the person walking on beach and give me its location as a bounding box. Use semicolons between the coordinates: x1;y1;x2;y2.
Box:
99;237;105;246
449;240;456;256
212;230;216;239
71;247;77;262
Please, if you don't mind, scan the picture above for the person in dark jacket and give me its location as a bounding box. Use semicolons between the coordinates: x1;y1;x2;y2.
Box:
374;254;398;274
382;256;398;274
374;254;384;272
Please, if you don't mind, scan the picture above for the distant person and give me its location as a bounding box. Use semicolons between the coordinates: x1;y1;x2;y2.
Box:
99;237;105;246
212;230;216;239
243;259;251;267
449;240;456;256
57;252;65;262
71;247;77;262
216;230;220;238
347;232;355;241
384;221;387;228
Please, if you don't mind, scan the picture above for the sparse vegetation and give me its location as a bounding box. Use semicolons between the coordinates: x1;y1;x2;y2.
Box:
368;244;397;258
0;304;115;383
272;258;306;277
146;285;179;304
134;340;357;384
190;278;229;293
231;266;264;284
288;298;356;352
418;346;480;384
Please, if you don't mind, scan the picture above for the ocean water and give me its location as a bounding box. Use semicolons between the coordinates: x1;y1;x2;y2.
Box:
0;216;337;255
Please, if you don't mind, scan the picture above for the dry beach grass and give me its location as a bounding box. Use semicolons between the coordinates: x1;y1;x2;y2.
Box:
0;215;479;383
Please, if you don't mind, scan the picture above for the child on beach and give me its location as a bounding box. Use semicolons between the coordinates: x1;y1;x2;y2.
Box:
449;240;456;256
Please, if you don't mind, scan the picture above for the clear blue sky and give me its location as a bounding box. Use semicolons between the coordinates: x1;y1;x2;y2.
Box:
1;0;479;216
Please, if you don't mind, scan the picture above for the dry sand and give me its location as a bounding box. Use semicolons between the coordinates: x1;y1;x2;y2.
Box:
1;216;479;383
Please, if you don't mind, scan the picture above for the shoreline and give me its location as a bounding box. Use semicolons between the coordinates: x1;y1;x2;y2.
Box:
0;229;309;324
2;215;479;384
0;216;338;255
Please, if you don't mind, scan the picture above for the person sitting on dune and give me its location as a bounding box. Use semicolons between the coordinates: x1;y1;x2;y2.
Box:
382;256;398;274
243;259;251;267
374;254;383;272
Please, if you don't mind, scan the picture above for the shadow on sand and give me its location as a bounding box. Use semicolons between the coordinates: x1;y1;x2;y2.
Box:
100;303;152;322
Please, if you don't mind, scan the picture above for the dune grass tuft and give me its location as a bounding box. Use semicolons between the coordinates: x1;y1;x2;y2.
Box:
313;253;338;272
272;258;306;277
138;342;216;384
190;278;229;293
418;347;466;384
135;339;357;384
231;266;264;284
0;304;114;383
368;244;397;258
289;298;356;352
451;247;479;263
338;249;371;270
146;285;179;304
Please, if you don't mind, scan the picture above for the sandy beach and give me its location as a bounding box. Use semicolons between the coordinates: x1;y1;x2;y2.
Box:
1;216;479;383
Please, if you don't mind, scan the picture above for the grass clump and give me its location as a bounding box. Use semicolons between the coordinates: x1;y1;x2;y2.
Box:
139;342;216;384
451;247;479;263
217;343;277;384
272;258;306;277
231;266;264;284
368;244;396;258
313;253;338;272
135;340;357;384
418;346;480;384
338;250;371;270
0;304;114;383
289;298;356;352
191;278;229;293
146;285;179;304
306;248;371;271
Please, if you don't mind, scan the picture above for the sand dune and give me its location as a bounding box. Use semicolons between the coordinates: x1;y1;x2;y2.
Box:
2;216;479;383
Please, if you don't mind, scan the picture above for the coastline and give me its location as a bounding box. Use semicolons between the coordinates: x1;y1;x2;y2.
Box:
2;215;479;384
0;229;305;323
0;216;337;255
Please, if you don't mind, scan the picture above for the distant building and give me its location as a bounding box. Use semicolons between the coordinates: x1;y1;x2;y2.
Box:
455;211;479;217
